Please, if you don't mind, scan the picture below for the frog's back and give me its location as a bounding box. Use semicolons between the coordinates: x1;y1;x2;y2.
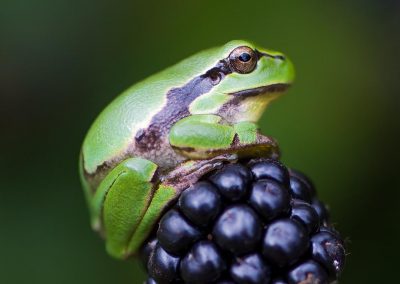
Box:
81;43;236;176
81;78;166;175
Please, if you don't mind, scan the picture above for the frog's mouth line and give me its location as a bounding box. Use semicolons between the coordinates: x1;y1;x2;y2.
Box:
229;83;290;97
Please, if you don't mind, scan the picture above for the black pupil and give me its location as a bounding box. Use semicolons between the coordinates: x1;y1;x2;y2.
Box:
239;53;251;62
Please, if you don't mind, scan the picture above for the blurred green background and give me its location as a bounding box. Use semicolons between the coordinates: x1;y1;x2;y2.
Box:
1;0;399;283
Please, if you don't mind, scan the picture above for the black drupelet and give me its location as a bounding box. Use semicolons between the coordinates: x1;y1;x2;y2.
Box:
142;158;346;284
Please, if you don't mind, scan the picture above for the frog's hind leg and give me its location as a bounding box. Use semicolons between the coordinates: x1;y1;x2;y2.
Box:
91;155;239;258
125;154;237;254
90;157;161;259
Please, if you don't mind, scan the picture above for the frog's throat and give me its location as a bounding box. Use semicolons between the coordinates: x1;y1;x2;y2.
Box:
217;83;290;124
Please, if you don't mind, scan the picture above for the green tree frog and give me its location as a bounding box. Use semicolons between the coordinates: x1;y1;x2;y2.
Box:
79;40;295;259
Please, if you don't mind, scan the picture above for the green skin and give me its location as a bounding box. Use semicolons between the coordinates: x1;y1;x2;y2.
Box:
80;40;295;259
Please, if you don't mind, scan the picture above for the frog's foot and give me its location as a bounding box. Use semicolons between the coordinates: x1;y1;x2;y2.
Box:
161;153;238;192
228;132;280;159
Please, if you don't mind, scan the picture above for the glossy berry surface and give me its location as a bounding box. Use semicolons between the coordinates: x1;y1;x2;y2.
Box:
288;175;313;203
287;260;328;284
213;205;262;255
289;169;316;197
180;240;226;284
290;199;320;234
146;278;157;284
262;219;309;267
144;158;346;283
230;253;271;284
311;231;346;278
312;198;330;224
147;243;180;283
141;237;157;267
249;179;291;221
157;209;202;255
210;164;251;201
178;181;221;227
249;159;290;186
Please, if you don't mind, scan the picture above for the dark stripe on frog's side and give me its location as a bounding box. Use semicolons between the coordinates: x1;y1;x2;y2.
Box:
133;60;232;164
82;60;232;189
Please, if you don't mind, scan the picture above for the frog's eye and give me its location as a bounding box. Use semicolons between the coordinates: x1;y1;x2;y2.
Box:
228;46;257;74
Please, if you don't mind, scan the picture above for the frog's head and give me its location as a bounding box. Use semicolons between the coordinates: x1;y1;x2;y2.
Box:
188;40;295;124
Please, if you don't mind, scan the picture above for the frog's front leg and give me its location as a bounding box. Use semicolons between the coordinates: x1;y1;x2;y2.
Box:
169;114;280;160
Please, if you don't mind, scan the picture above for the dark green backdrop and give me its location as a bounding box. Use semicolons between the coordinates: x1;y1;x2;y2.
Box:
1;0;399;283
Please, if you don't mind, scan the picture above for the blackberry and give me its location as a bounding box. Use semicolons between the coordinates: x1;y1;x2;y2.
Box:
147;243;180;283
287;260;328;284
141;237;158;267
249;179;291;221
312;199;330;225
213;204;263;255
157;209;202;255
262;219;309;267
143;158;346;283
180;240;226;283
178;181;222;227
230;253;272;284
249;159;290;187
290;199;320;234
210;163;251;201
288;175;313;203
311;231;346;279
